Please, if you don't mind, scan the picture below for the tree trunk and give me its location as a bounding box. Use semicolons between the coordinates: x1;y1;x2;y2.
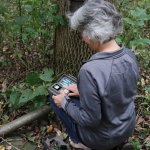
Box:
54;0;117;77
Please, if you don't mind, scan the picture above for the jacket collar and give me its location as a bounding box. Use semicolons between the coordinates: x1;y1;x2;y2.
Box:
82;44;126;64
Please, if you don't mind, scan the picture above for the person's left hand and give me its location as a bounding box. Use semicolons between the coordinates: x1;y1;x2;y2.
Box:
52;90;66;108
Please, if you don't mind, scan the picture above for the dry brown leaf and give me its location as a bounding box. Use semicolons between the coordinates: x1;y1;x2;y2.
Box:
0;103;3;113
37;143;41;148
35;126;39;133
141;78;145;87
0;145;5;150
131;134;136;140
0;78;5;83
47;125;53;133
135;125;144;132
54;128;61;136
3;46;8;52
1;83;7;92
3;115;9;120
136;116;144;125
144;135;150;143
145;115;150;123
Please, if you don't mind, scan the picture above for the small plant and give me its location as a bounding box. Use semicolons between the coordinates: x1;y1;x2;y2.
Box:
129;138;142;150
116;6;150;51
7;68;54;110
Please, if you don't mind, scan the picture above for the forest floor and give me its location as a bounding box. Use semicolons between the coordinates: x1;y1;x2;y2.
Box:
0;43;150;150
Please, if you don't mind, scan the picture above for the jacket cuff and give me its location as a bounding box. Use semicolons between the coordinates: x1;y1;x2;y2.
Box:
61;95;71;112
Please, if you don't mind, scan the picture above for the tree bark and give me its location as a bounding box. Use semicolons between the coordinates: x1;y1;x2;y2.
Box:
0;105;51;137
54;0;117;77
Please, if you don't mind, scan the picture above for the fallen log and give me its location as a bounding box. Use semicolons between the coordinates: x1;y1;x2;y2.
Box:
0;105;52;137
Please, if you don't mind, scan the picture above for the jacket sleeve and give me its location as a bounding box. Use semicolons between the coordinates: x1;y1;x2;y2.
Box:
61;68;102;127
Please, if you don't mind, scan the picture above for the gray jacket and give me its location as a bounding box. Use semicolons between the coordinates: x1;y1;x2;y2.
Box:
61;45;139;149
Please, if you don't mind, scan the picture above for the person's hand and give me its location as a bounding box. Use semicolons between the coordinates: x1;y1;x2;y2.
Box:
63;84;79;97
52;90;66;108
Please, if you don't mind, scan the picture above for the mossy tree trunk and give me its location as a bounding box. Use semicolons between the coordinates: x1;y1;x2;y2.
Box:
54;0;117;77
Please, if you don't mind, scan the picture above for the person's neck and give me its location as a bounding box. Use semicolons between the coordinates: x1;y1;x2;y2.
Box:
97;40;120;52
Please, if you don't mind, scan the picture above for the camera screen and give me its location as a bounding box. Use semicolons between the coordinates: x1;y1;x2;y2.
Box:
60;77;75;86
53;84;62;91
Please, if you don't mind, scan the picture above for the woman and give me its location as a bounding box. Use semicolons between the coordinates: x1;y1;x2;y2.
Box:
50;0;139;150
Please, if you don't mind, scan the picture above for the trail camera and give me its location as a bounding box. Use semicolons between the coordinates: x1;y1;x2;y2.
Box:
67;0;86;12
48;74;77;95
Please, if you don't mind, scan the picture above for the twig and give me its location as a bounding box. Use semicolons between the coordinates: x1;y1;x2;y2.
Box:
20;141;28;150
0;137;20;150
135;95;145;98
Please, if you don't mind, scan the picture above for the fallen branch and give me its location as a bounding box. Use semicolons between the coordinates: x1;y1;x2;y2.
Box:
0;105;52;137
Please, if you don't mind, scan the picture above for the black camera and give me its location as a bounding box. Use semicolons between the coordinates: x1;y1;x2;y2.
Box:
48;74;77;95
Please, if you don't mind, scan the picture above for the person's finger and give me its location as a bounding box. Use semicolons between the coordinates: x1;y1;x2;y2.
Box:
63;85;70;90
60;90;65;95
52;95;56;99
68;93;76;97
63;85;69;88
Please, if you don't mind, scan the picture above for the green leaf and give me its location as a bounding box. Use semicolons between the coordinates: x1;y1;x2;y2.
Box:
115;37;122;44
30;86;47;99
50;49;54;54
124;18;135;25
40;126;46;133
25;27;35;33
29;96;46;110
26;72;42;86
15;16;29;25
19;89;33;104
140;14;150;21
34;95;46;108
52;4;59;13
145;142;150;147
22;33;28;40
27;136;35;142
137;38;150;45
59;17;66;25
53;15;63;26
40;68;54;82
40;29;47;34
24;5;33;11
131;8;145;18
9;91;20;105
32;32;38;39
136;20;144;26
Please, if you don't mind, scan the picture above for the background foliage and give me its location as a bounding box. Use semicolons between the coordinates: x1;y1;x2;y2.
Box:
0;0;66;110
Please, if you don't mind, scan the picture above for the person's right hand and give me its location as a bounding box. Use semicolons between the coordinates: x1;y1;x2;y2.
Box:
63;84;79;97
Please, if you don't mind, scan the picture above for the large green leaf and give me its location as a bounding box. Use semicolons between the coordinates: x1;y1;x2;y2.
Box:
30;86;48;99
19;89;33;104
124;18;134;25
25;27;35;33
131;8;145;18
9;91;20;105
137;38;150;45
14;16;29;25
34;96;46;107
40;68;54;82
26;72;42;86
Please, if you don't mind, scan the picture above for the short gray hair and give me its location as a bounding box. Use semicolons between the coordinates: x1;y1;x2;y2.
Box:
67;0;123;44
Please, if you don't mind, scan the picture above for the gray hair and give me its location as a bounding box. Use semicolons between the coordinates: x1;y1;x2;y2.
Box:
67;0;123;44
